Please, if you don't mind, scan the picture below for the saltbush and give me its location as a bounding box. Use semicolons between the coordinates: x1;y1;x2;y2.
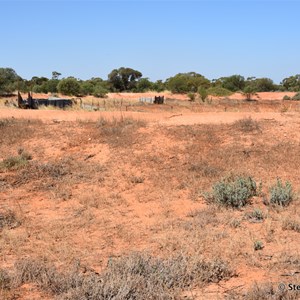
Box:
208;175;257;208
269;179;293;206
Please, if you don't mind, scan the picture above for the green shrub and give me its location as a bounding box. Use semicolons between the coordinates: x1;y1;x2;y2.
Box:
247;208;264;222
207;86;232;97
0;150;32;171
187;92;196;101
254;240;264;251
93;85;108;98
292;92;300;100
207;175;257;208
198;87;208;102
269;179;293;206
283;95;291;100
0;155;28;170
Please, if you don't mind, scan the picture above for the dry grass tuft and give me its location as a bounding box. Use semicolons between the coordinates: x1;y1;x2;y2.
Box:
7;253;234;299
232;117;261;133
0;210;21;230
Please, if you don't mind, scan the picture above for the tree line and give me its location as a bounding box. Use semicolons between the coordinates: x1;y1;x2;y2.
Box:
1;67;300;97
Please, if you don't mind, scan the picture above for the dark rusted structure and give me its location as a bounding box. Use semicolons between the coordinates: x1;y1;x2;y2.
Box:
17;92;73;109
153;96;164;104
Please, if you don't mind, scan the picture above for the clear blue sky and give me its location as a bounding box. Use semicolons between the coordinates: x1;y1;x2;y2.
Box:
1;0;299;83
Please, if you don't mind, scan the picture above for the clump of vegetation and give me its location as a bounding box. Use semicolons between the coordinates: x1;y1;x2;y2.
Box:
292;92;300;100
198;87;208;102
187;92;196;101
253;240;264;251
10;253;234;299
282;218;300;233
130;176;144;184
0;210;20;230
206;175;257;208
269;179;293;206
232;117;260;132
243;85;257;101
246;208;264;223
0;150;32;171
207;86;232;97
0;269;11;290
282;95;291;100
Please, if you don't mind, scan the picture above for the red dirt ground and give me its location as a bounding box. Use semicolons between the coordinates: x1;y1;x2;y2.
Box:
1;92;300;299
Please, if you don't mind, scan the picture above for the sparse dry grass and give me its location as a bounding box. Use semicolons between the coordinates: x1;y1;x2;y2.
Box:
1;253;234;300
1;109;300;299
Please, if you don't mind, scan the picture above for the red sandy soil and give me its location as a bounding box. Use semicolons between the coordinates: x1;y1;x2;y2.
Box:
1;92;300;299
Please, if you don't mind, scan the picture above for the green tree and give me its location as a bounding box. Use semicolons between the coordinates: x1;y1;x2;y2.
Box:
218;75;245;92
245;77;275;92
93;84;108;98
198;87;208;102
281;75;300;91
57;78;80;96
243;85;257;101
152;80;165;92
108;67;142;91
135;78;153;92
166;72;210;93
0;68;22;95
80;81;94;96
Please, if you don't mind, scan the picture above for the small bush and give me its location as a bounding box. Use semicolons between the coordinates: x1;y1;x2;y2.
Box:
198;87;208;102
0;269;11;290
0;210;21;230
282;218;300;233
246;208;264;222
232;117;260;132
0;150;32;171
254;240;264;251
269;179;293;206
207;86;232;97
0;155;28;171
292;92;300;100
282;95;291;100
207;175;257;208
130;176;144;184
187;92;196;101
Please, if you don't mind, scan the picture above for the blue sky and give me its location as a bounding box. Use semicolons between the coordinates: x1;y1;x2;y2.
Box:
0;0;299;83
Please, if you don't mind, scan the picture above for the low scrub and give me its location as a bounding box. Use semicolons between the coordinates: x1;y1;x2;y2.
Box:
292;92;300;100
232;117;260;132
0;269;11;290
207;86;232;97
10;253;234;299
206;175;257;208
0;151;32;171
0;210;20;230
282;218;300;233
269;179;293;206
